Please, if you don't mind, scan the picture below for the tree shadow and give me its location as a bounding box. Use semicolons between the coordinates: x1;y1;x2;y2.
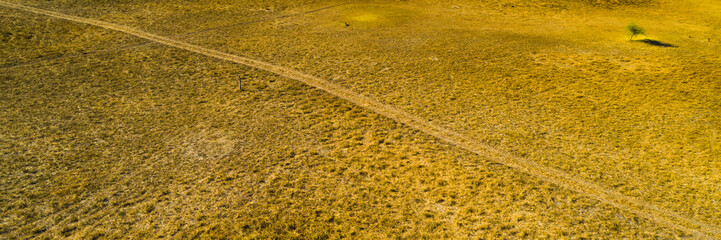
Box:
635;39;677;48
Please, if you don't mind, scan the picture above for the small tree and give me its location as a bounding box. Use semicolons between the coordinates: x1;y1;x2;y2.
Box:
626;23;645;41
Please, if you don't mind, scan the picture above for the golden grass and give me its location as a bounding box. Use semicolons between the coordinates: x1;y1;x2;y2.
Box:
1;0;720;238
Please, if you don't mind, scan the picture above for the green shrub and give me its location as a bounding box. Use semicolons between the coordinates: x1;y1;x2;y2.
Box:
626;23;645;41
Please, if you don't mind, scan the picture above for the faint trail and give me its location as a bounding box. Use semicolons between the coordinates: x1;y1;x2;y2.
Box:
0;2;348;71
174;2;350;37
0;43;151;71
1;2;719;239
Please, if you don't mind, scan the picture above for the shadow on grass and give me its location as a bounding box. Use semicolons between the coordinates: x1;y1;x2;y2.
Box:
634;39;677;47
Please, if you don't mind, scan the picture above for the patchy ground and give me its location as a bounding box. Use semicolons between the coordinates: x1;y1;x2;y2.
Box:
1;0;719;238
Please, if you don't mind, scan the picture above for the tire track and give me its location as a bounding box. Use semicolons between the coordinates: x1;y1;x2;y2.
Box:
1;1;718;239
0;3;348;71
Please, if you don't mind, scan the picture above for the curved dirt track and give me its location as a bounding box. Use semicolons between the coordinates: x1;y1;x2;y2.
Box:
0;3;346;71
1;1;718;238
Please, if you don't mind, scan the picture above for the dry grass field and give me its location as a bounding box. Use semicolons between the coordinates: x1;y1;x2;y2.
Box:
1;0;720;239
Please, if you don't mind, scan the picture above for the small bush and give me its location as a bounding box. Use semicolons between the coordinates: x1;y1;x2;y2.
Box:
626;23;645;41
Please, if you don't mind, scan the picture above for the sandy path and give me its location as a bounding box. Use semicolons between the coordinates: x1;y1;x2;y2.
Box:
1;1;718;238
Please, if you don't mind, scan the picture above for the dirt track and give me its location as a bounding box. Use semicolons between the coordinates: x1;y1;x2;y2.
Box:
1;1;718;238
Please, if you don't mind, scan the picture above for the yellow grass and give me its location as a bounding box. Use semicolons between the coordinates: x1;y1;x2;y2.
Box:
1;0;719;238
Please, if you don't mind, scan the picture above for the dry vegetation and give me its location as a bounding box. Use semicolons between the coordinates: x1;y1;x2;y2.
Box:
1;0;720;238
